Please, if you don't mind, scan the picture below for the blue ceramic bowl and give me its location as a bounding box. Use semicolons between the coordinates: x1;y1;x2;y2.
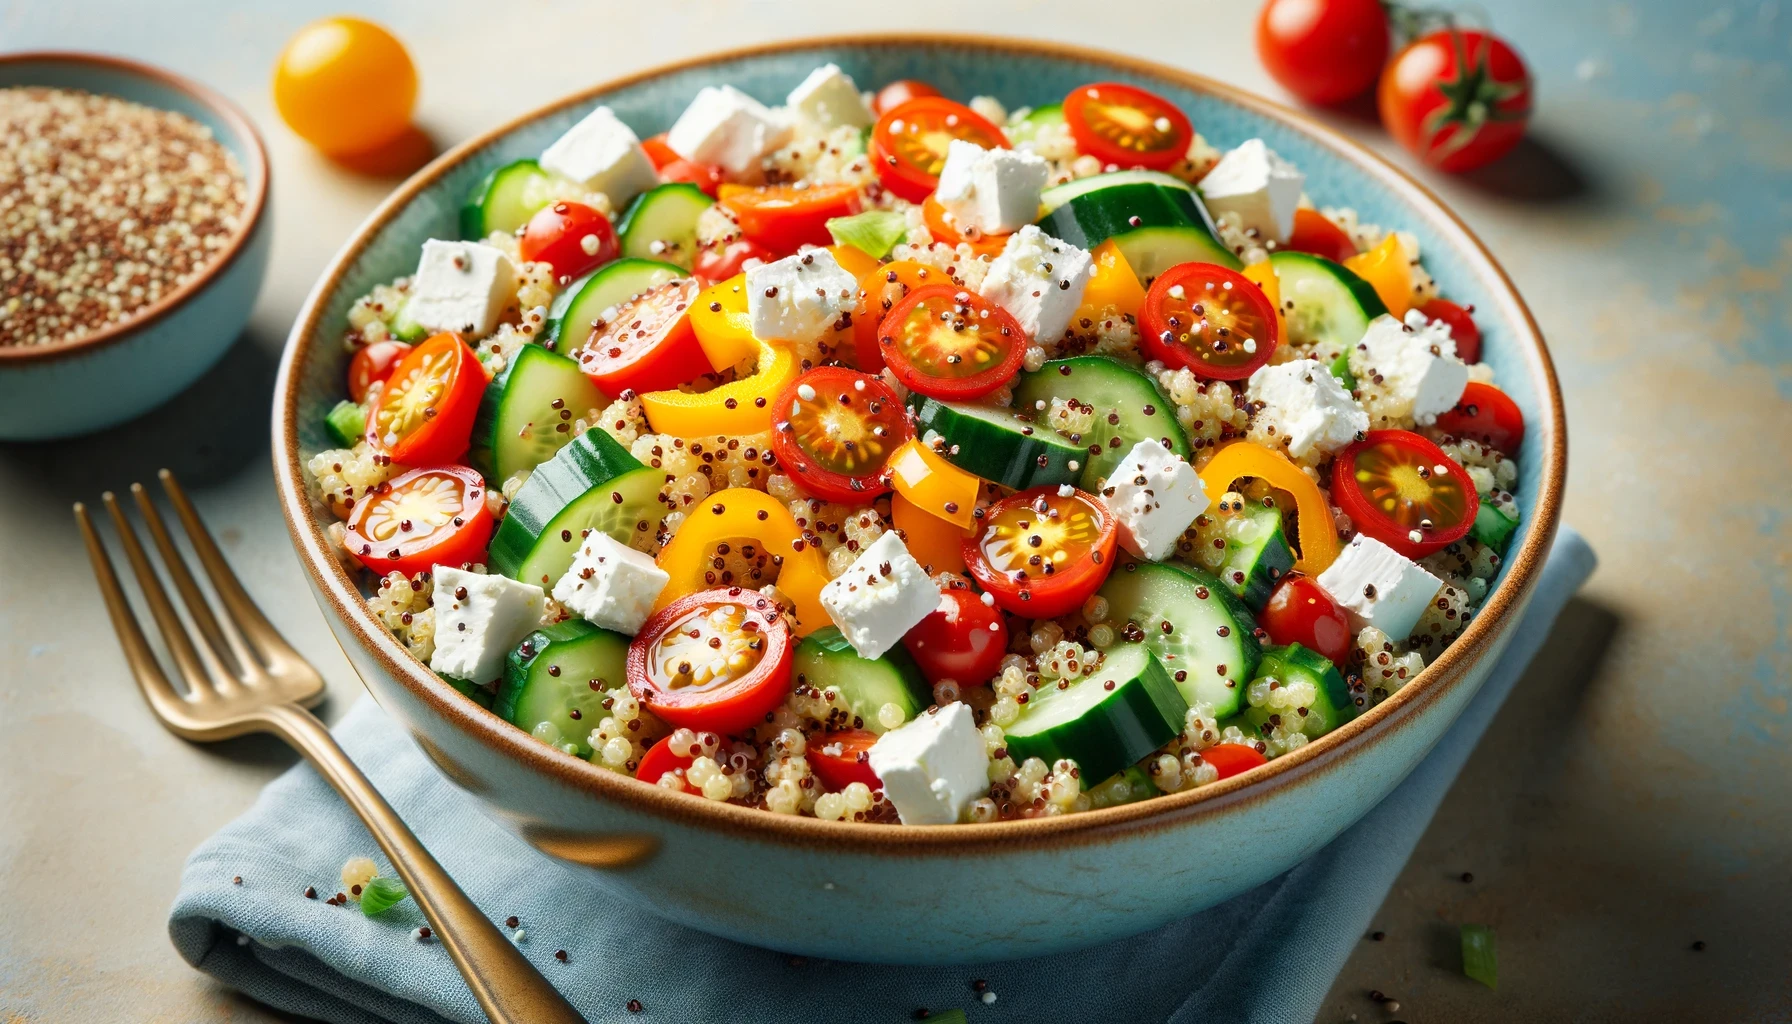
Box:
0;52;269;441
275;36;1565;964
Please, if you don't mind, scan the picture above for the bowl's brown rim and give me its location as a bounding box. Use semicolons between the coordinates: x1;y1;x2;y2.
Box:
274;32;1566;855
0;51;270;365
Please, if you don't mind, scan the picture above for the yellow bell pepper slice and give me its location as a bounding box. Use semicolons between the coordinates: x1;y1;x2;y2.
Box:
654;487;833;636
887;439;981;529
1342;234;1412;319
892;492;972;575
826;243;881;282
1241;258;1287;341
1198;442;1341;575
639;341;797;438
690;274;758;371
1072;239;1147;328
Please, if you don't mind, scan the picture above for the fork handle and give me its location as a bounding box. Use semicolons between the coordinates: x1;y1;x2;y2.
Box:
264;703;589;1024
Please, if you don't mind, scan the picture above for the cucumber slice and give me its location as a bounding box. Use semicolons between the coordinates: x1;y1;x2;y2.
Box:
617;182;713;271
1215;504;1295;612
1011;355;1191;489
460;159;558;240
498;619;630;756
470;343;607;485
389;297;428;342
445;675;496;709
1007;102;1065;146
1034;182;1203;252
544;258;685;350
1003;642;1188;786
1267;251;1387;349
1089;763;1160;808
1037;169;1194;216
325;399;365;447
1113;223;1241;284
1472;501;1518;550
1240;643;1359;741
488;428;666;588
907;394;1083;491
793;627;932;734
1098;561;1261;717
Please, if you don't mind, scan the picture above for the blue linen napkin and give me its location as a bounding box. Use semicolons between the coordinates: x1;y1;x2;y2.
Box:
169;528;1595;1024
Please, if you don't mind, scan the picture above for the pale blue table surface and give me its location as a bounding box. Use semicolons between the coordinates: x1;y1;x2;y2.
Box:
1;1;1787;1022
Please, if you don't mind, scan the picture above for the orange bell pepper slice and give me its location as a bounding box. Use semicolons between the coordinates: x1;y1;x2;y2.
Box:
826;243;881;282
654;487;833;636
639;341;797;437
1198;442;1341;575
689;274;758;371
892;491;972;575
886;439;981;529
1342;234;1412;318
921;195;1011;257
1074;239;1147;327
1241;258;1287;340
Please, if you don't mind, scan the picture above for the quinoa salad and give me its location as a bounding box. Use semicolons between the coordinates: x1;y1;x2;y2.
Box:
307;68;1526;825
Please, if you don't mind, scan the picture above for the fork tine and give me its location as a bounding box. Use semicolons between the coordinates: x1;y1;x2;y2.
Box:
158;469;303;665
102;490;219;700
75;500;188;717
131;482;259;681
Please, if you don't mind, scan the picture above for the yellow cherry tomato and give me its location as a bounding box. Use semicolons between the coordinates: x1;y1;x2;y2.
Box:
274;17;417;156
1074;240;1147;327
639;342;798;437
1241;258;1287;339
1342;234;1413;318
1198;442;1340;574
886;439;981;529
892;492;972;575
653;488;833;636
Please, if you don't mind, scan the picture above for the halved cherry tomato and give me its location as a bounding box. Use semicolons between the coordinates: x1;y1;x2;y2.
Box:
635;734;698;793
903;575;1008;684
852;260;944;372
1435;381;1523;456
694;237;775;286
1379;29;1532;173
873;79;941;116
1420;297;1481;364
721;183;862;254
661;158;724;197
347;339;411;403
626;588;794;734
1332;430;1478;558
964;487;1117;618
1139;262;1279;380
641;133;680;169
1283;208;1359;264
922;195;1009;257
878;284;1026;400
808;730;882;792
365;332;485;465
518;200;618;281
1260;576;1352;665
344;465;494;576
1198;742;1269;779
770;367;911;503
573;277;711;395
1062;82;1193;171
869;97;1008;203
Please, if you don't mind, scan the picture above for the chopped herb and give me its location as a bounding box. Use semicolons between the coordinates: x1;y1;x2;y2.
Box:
826;210;908;259
361;875;411;917
1461;923;1497;989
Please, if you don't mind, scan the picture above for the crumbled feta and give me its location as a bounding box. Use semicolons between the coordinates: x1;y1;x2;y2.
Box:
538;105;659;207
429;567;545;684
407;240;517;338
786;63;873;130
1316;535;1443;641
1198;139;1305;243
818;531;941;660
1352;312;1469;425
665;85;793;179
978;226;1093;343
746;248;858;343
1247;358;1369;458
551;533;669;635
933;139;1049;235
1102;439;1210;561
867;702;987;825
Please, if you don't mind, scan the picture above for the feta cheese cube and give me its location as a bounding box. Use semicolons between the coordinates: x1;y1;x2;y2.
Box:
665;85;793;180
818;531;941;660
746;248;858;343
1247;358;1369;458
1352;312;1469;425
1198;139;1305;243
429;567;546;684
1316;535;1443;641
538;105;659;207
786;63;873;130
867;703;987;825
407;240;517;338
551;533;670;636
1102;439;1210;561
934;139;1050;235
978;226;1093;343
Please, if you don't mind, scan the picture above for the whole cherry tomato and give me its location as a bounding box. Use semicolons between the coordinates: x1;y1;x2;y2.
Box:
272;16;416;155
1198;742;1269;779
873;79;942;115
1434;381;1524;456
1256;0;1391;105
1420;297;1481;364
1283;208;1359;264
1259;576;1352;665
902;575;1009;685
346;339;411;403
518;201;617;280
694;237;776;285
808;730;882;792
1379;29;1533;172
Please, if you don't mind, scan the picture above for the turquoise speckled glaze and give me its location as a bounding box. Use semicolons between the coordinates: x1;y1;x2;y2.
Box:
274;37;1565;964
0;53;268;441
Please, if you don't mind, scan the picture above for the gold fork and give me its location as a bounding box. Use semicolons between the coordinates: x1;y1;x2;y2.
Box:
75;470;588;1024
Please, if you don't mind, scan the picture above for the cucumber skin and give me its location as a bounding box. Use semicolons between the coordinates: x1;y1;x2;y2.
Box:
1221;505;1296;613
1011;355;1191;489
617;182;713;269
544;258;686;349
468;344;604;485
1034;182;1203;251
1241;643;1359;740
487;427;651;584
1100;560;1262;717
793;627;932;734
1004;647;1188;787
908;395;1083;491
325;400;366;448
497;619;630;756
1472;502;1519;549
460;159;550;240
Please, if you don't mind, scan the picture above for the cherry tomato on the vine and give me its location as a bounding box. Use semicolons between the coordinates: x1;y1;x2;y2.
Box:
1379;29;1533;172
1256;0;1391;105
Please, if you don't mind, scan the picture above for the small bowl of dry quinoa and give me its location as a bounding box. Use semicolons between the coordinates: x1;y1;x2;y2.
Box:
0;52;269;440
